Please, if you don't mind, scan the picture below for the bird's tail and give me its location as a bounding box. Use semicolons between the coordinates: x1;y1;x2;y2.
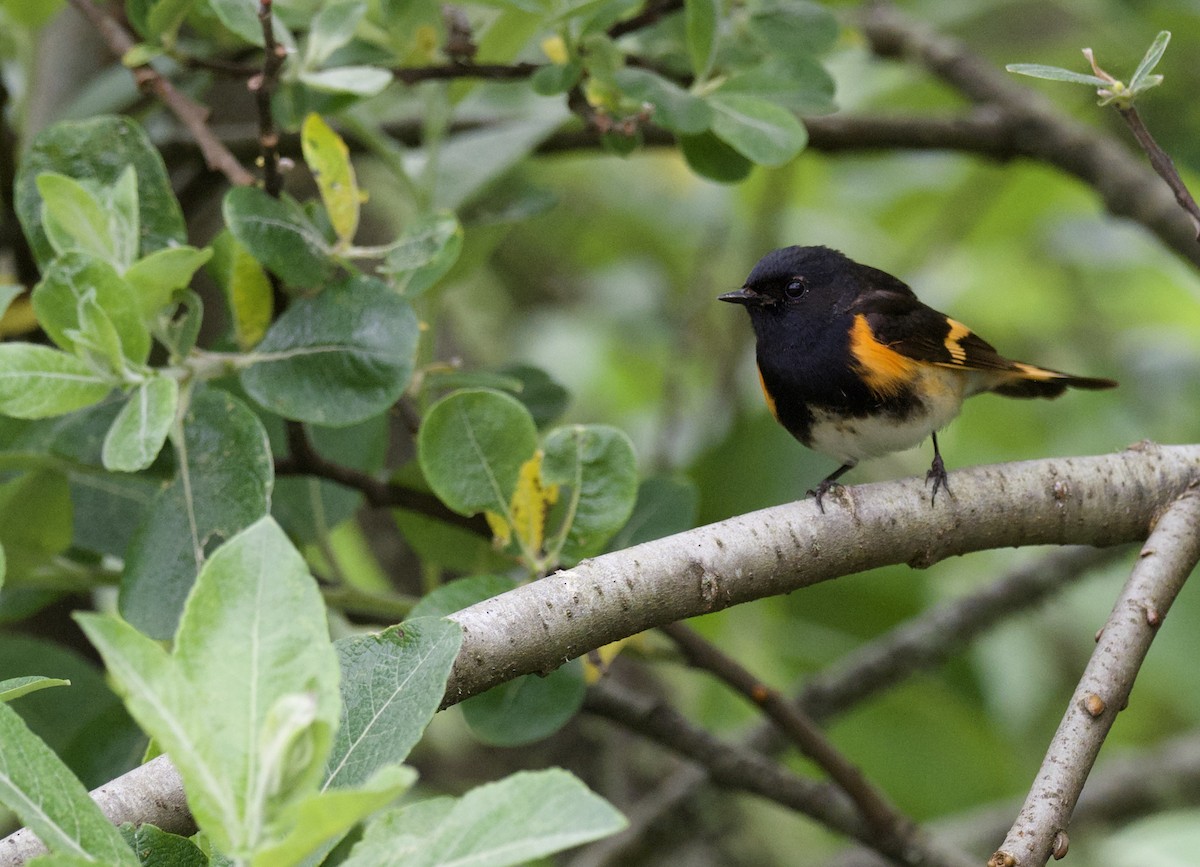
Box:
990;363;1117;399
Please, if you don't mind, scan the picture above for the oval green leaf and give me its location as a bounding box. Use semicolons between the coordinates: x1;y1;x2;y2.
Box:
679;131;754;183
223;186;335;289
15;116;185;269
461;662;586;746
0;344;112;419
542;424;637;563
101;376;179;473
241;275;419;426
417;389;538;517
301;112;361;245
612;67;713;135
707;92;808;167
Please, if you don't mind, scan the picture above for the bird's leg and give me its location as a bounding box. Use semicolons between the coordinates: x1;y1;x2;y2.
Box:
808;463;854;513
926;432;950;504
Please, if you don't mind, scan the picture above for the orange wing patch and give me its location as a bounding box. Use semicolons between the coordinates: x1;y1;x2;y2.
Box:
849;314;918;396
943;318;971;364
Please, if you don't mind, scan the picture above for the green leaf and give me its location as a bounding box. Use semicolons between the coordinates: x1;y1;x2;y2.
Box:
1131;31;1171;91
461;663;586;746
120;388;273;639
0;702;139;865
407;574;516;620
542;424;638;562
251;764;416;867
498;364;569;429
707;93;807;167
80;517;342;861
36;172;121;265
684;0;718;80
383;212;463;297
147;0;197;41
15;116;186;269
0;344;112;419
716;56;837;115
299;66;393;96
343;768;625;867
0;676;71;703
119;824;208;867
531;60;583;96
208;231;273;350
1005;63;1109;86
240;275;419;426
32;251;151;364
301;113;361;246
612;68;712;134
101;377;179;473
608;475;698;550
223;187;335;289
747;0;838;55
0;470;72;580
207;0;290;46
325;618;463;790
679;131;753;182
124;246;213;322
305;0;367;67
417;389;539;517
158;290;203;359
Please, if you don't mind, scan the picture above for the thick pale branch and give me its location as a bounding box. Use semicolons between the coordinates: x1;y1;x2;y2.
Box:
444;444;1200;707
0;756;190;864
989;485;1200;867
1;445;1196;861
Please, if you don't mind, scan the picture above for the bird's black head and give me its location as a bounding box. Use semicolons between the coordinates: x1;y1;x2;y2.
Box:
719;246;856;314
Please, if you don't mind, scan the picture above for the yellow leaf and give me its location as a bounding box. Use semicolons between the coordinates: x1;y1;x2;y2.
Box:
583;636;637;684
509;450;558;556
223;240;273;349
541;36;569;65
485;510;512;547
300;113;361;246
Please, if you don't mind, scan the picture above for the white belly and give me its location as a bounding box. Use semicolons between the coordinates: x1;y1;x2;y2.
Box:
806;367;969;465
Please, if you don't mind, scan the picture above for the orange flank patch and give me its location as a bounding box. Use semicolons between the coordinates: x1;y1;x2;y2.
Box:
849;314;918;396
943;318;971;364
757;365;779;420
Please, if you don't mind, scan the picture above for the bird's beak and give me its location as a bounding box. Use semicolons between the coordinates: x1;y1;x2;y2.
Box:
718;286;760;305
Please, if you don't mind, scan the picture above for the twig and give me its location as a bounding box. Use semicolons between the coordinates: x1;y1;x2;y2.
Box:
1115;106;1200;239
393;61;542;85
249;0;286;197
584;679;974;867
66;0;255;186
796;546;1121;723
277;422;491;537
608;0;684;39
990;485;1200;867
443;444;1200;707
859;3;1200;270
660;622;959;864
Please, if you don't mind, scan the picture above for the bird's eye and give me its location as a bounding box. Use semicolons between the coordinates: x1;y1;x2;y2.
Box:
785;277;807;298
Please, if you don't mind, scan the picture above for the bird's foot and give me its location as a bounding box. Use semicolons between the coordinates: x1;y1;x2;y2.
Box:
806;479;843;514
925;454;950;505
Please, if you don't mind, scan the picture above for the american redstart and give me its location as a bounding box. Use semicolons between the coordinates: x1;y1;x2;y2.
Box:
720;246;1117;509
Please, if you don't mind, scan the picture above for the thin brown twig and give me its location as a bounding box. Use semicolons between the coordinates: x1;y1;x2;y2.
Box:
990;486;1200;867
249;0;286;197
278;421;491;537
66;0;254;186
1116;106;1200;240
660;622;945;863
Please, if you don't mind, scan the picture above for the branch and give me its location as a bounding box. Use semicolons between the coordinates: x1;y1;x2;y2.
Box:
2;445;1196;856
660;622;970;866
858;2;1200;270
66;0;254;187
573;546;1118;867
989;485;1200;867
444;444;1200;706
1115;106;1200;239
276;423;491;537
0;756;191;865
249;0;286;197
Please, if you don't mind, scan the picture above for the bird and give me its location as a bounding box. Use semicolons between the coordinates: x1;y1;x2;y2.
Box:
719;245;1117;509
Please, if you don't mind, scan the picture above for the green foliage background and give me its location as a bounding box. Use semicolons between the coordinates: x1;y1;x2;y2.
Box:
0;0;1197;863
